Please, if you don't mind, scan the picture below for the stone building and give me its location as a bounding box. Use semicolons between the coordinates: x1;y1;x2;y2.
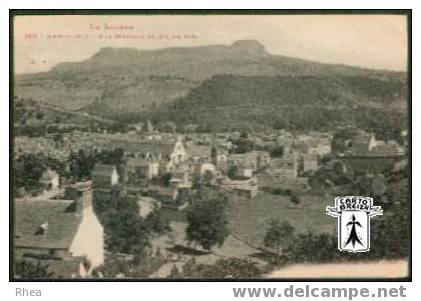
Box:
302;153;319;173
126;157;159;181
218;177;258;199
91;164;119;188
268;153;298;178
40;169;60;192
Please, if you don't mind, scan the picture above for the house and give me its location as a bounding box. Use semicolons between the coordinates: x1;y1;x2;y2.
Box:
133;119;155;134
149;185;189;211
332;129;376;156
15;193;104;278
169;171;190;187
370;140;405;156
138;196;160;218
193;161;217;184
227;151;270;172
268;153;298;178
228;163;254;179
291;137;331;157
40;169;60;191
64;181;92;201
254;151;271;170
241;164;254;178
113;136;187;167
177;182;193;201
302;153;319;173
393;159;407;172
207;146;229;166
144;186;179;204
184;142;211;160
126;157;159;181
144;119;155;134
184;124;199;133
235;186;258;199
276;136;295;154
158;158;174;174
93;184;126;209
126;185;143;199
170;135;188;165
17;255;89;279
91;164;119;188
308;138;332;157
126;157;150;180
228;152;258;171
219;177;258;199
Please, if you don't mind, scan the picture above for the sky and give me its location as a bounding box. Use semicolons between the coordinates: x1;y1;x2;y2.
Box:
13;14;408;74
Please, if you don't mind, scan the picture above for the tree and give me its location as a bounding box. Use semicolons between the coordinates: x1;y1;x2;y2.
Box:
211;146;218;165
99;148;126;181
100;148;125;166
52;133;64;145
35;111;44;120
272;188;291;196
175;257;261;278
285;231;337;263
270;146;284;158
98;254;166;278
69;149;96;181
227;166;239;179
160;121;177;133
290;194;301;206
102;207;150;256
96;197;151;257
160;173;172;186
232;138;254;154
202;170;214;186
15;260;54;279
264;219;295;264
240;132;249;139
186;190;230;252
14;153;48;194
144;208;171;235
206;258;261;278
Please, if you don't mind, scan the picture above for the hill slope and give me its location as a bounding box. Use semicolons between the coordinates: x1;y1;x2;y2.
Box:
142;74;407;132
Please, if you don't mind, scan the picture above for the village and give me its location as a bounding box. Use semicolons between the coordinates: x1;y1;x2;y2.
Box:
13;119;407;278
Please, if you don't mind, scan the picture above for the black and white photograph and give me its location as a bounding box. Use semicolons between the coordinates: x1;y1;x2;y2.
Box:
10;11;411;281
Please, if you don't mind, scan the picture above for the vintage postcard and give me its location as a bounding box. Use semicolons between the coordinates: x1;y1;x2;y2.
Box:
11;11;410;280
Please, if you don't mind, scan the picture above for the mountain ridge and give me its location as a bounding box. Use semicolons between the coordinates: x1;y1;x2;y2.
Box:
14;40;407;131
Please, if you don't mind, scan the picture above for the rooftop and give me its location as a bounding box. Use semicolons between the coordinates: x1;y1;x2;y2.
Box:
15;199;82;249
126;157;149;167
91;164;116;177
111;139;175;155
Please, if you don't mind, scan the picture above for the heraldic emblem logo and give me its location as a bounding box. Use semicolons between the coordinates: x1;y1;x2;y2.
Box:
326;196;383;253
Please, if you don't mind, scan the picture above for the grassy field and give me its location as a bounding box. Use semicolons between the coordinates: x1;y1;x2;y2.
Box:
228;192;336;248
153;190;336;264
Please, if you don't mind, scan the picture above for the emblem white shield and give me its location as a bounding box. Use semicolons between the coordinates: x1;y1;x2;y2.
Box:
326;196;383;253
339;210;369;252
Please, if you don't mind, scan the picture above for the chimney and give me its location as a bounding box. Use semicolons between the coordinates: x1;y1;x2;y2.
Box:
35;221;49;235
75;188;93;213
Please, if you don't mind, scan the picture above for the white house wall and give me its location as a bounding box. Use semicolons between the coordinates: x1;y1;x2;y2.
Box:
69;206;104;271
